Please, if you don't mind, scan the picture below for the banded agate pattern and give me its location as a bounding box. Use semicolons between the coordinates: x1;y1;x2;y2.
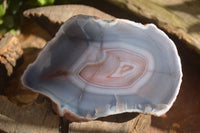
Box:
79;48;146;88
21;15;182;121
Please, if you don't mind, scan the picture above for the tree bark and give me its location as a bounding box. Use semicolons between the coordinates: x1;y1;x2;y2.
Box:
23;5;115;36
69;113;151;133
0;95;60;133
0;33;23;76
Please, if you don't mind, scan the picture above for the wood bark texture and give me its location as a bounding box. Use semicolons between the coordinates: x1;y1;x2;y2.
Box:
0;95;60;133
0;33;23;76
69;114;151;133
23;5;115;24
23;5;115;36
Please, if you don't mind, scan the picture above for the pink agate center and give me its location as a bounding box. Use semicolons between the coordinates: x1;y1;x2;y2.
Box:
79;49;146;88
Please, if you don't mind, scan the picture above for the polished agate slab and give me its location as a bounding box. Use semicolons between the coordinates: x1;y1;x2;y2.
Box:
21;15;182;121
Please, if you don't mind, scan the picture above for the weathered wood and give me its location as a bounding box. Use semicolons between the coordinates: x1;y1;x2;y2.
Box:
69;114;151;133
23;4;115;24
0;33;23;76
4;48;40;105
106;0;200;55
18;20;51;49
0;21;59;133
23;5;115;36
4;21;51;105
0;95;60;133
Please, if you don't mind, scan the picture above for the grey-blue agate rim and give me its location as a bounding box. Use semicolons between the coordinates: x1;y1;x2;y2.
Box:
21;15;182;121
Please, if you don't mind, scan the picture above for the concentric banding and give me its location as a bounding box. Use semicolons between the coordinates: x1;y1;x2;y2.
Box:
21;15;182;121
69;42;154;95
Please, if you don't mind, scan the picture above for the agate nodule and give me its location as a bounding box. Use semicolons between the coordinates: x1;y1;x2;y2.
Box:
21;15;182;121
